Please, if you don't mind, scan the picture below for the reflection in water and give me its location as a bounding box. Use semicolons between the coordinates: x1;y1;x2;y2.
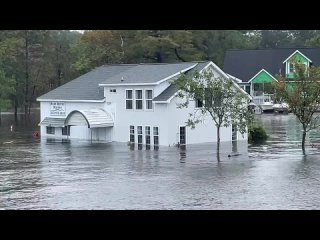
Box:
129;143;135;151
1;112;320;209
232;141;238;153
180;149;186;163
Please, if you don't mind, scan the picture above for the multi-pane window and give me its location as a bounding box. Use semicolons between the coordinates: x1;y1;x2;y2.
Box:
145;90;153;110
46;126;55;134
180;126;186;145
62;126;70;136
110;89;116;93
145;126;151;145
130;125;135;143
126;90;133;109
137;126;143;144
135;90;143;110
289;63;295;73
153;127;159;146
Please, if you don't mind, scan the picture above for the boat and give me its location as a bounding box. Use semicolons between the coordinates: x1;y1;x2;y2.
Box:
252;94;274;113
273;102;289;113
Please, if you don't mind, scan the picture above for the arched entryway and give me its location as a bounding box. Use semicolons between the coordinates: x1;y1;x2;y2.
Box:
64;108;114;141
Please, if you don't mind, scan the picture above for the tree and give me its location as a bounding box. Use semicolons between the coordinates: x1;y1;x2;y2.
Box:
273;62;320;154
71;30;124;73
192;30;258;67
0;69;15;121
173;70;253;160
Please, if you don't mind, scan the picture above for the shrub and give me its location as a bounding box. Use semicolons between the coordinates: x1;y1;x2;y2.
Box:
248;123;268;144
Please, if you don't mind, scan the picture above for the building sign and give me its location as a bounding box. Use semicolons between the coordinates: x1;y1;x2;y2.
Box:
50;102;66;116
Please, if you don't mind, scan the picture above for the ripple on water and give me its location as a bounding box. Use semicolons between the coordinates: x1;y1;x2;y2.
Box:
1;112;320;209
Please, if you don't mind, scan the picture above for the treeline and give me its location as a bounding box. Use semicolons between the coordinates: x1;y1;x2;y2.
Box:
1;30;320;117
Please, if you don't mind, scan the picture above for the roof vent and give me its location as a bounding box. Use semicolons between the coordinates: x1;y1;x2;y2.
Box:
121;76;124;82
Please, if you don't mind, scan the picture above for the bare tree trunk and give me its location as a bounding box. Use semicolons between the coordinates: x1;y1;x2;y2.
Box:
302;128;307;155
155;51;162;63
56;44;62;87
217;125;221;161
28;85;36;115
24;30;29;117
174;48;186;62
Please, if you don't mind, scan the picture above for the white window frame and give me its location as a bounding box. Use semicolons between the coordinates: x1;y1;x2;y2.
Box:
153;126;159;146
137;125;143;144
46;126;55;135
286;61;309;75
129;125;135;143
125;89;133;110
145;126;151;145
145;89;154;111
135;89;143;111
179;125;186;145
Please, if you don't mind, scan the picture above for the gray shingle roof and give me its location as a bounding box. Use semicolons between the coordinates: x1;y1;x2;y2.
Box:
223;47;320;82
38;64;137;101
153;84;178;102
153;61;211;102
100;62;197;85
37;62;208;101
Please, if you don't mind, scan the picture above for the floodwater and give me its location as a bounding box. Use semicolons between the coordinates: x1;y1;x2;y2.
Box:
1;110;320;209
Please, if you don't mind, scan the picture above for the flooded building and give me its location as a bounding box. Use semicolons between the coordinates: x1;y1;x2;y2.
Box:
37;61;249;146
224;48;320;112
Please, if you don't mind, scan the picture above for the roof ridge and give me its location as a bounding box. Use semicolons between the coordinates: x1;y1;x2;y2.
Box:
138;62;199;65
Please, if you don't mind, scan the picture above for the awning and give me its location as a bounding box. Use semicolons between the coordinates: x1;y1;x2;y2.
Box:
39;117;65;127
65;108;114;128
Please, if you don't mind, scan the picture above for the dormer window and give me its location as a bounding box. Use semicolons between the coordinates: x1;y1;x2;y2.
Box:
283;50;312;79
289;63;295;73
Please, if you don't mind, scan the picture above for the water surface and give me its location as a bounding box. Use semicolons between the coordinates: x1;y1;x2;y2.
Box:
1;111;320;209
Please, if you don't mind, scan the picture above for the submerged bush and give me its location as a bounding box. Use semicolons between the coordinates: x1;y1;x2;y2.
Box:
248;123;268;144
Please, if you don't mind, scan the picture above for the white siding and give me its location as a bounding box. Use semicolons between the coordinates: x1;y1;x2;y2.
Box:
39;101;110;141
67;112;88;126
39;62;248;145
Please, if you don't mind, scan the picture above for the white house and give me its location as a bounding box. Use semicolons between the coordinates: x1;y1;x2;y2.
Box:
37;61;250;147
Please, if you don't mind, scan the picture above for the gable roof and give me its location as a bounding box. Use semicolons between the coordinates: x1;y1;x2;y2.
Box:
37;62;199;101
248;69;277;83
153;61;211;102
152;61;253;102
223;47;320;82
282;50;312;63
37;64;136;101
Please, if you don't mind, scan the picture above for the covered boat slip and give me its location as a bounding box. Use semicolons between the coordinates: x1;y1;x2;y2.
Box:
39;108;114;142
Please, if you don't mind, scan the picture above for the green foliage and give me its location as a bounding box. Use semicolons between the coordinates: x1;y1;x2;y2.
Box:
0;69;15;111
273;62;320;152
71;30;124;73
248;122;268;144
2;29;320;115
173;70;253;144
273;62;320;131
